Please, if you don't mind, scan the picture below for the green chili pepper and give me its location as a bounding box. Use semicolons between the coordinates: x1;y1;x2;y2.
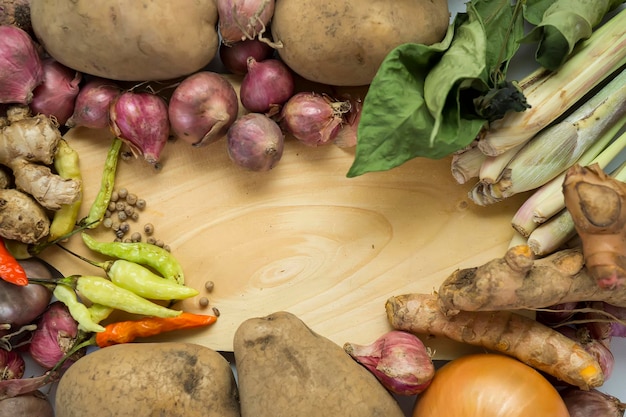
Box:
49;139;83;241
87;303;115;323
75;275;182;318
81;232;185;285
79;137;122;229
106;259;198;300
53;284;106;333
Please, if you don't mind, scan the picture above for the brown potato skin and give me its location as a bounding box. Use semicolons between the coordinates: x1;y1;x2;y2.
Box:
29;0;219;81
272;0;450;87
234;311;405;417
55;342;240;417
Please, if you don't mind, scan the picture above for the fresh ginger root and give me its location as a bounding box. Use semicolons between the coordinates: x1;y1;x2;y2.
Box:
0;106;81;210
437;244;626;312
0;188;50;244
386;292;604;390
563;163;626;289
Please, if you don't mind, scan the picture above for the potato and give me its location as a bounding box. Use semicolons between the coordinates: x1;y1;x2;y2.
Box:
55;342;240;417
233;311;405;417
29;0;219;81
271;0;450;86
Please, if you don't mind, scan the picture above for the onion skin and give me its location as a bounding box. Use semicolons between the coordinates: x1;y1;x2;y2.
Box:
217;0;275;45
29;302;81;370
109;91;170;167
66;78;121;129
280;92;350;146
560;387;626;417
0;25;43;104
219;39;274;75
169;71;239;147
29;58;82;125
413;354;570;417
227;112;284;171
343;330;434;396
240;57;294;113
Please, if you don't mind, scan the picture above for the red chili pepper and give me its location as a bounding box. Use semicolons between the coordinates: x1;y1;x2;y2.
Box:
95;312;218;348
0;238;28;286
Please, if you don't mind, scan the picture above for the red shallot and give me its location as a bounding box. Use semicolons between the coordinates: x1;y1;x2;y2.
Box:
560;387;626;417
343;330;435;396
239;57;294;114
0;25;43;104
227;112;284;171
66;78;121;129
29;302;82;371
280;92;351;146
217;0;275;45
109;91;170;167
0;349;24;380
219;39;274;75
29;58;82;125
168;71;239;147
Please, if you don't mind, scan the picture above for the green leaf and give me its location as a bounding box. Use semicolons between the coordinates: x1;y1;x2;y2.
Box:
347;0;525;177
522;0;625;70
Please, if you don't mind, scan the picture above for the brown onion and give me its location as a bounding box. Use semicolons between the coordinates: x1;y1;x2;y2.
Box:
109;91;170;167
240;57;294;113
219;39;274;75
344;330;434;396
29;58;82;125
168;71;239;147
280;92;351;146
227;112;284;171
0;25;43;104
66;78;121;129
217;0;275;45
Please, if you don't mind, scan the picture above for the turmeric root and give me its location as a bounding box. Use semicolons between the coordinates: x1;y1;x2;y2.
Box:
0;189;50;244
437;244;626;312
0;106;81;210
563;163;626;289
386;293;604;390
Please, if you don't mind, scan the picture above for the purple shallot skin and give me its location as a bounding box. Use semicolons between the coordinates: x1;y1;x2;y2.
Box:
109;91;170;167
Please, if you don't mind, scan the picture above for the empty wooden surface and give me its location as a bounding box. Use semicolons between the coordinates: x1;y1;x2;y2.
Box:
39;124;527;358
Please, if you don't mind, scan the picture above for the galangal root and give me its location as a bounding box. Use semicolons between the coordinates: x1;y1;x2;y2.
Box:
0;106;81;243
563;163;626;289
386;292;604;390
437;245;626;313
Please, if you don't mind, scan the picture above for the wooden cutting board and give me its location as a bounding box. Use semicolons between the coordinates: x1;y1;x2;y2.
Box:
38;97;528;359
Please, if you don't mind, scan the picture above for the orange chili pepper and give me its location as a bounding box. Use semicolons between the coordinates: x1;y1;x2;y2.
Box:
95;312;218;348
0;238;28;286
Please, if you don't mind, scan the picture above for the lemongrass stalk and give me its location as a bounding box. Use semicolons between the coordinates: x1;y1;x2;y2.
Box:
450;144;487;184
612;160;626;182
527;209;577;256
471;69;626;205
511;122;626;236
508;230;527;248
478;142;524;183
477;8;626;156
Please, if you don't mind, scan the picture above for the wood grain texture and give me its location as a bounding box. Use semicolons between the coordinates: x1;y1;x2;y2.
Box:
39;123;527;358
